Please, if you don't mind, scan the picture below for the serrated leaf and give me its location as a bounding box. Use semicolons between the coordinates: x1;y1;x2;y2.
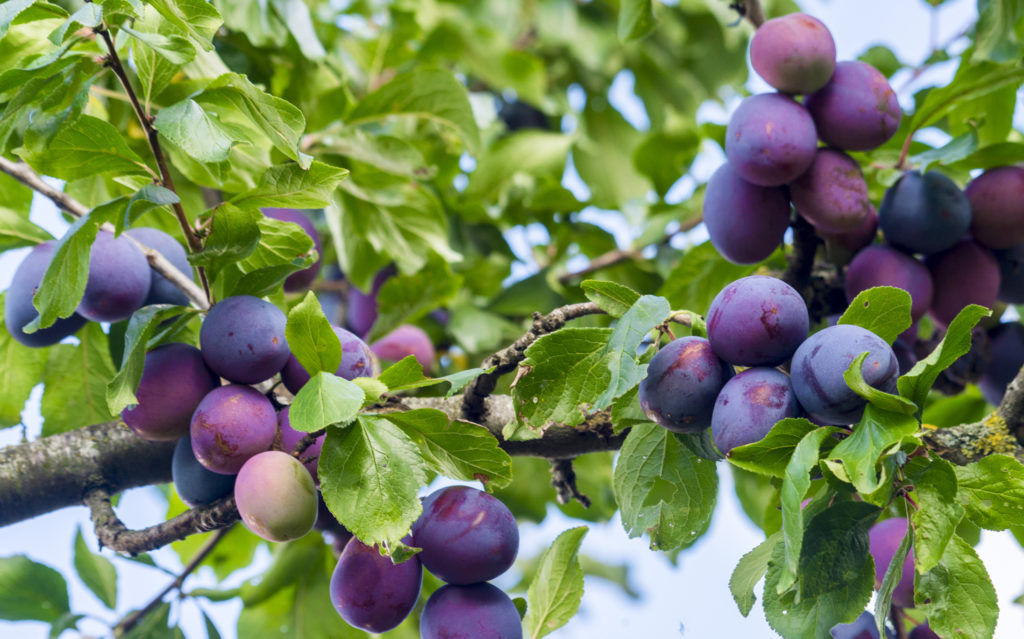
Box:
0;555;69;622
270;0;325;60
874;524;912;637
0;293;48;428
916;535;998;639
594;295;671;410
658;241;761;314
16;115;150;181
911;457;963;572
613;423;717;550
230;162;348;210
0;0;46;40
47;3;101;45
730;532;781;617
464;130;571;200
41;323;117;435
73;528;117;609
912;130;979;171
188;203;259;275
154;99;234;163
798;502;880;599
580;280;641;318
385;409;512;488
368;258;462;342
837;287;913;345
285;292;340;377
289;372;364;433
230;215;315;296
843;352;918;414
954;453;1024;530
105;305;188;415
122;25;195;64
0;207;51;251
526;526;588;639
377;355;489;397
319;415;427;546
910;59;1024;133
727;418;819;478
618;0;655;41
827;404;918;498
147;0;222;50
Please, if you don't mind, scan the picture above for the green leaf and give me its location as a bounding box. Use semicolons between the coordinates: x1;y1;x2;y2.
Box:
377;355;489;397
120;601;176;639
105;305;188;415
285;292;341;377
525;526;588;639
464;130;571;200
911;457;963;572
0;555;69;622
147;0;222;50
49;612;83;639
827;405;918;497
973;0;1024;61
319;415;428;546
874;524;912;637
17;115;150;181
349;69;481;152
47;3;101;45
954;453;1024;530
798;502;880;599
41;323;117;435
574;103;650;213
154;99;234;163
0;293;48;428
188;203;260;274
270;0;326;60
594;295;670;409
618;0;655;41
837;287;913;345
0;207;49;250
911;130;979;171
73;528;117;609
910;59;1024;133
897;305;991;408
658;241;761;314
231;214;315;297
916;535;998;639
0;1;49;40
385;409;512;488
843;352;918;414
289;372;364;433
727;418;819;478
613;423;717;550
513;327;614;430
368;258;462;341
122;26;195;65
580;280;641;318
730;532;781;617
230;162;349;210
239;538;323;606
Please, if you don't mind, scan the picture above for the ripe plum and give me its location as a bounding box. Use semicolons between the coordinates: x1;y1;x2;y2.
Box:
125;227;192;307
844;245;933;321
122;343;219;441
750;13;836;94
711;367;801;454
280;325;375;394
868;517;915;608
4;242;87;347
190;384;276;474
420;583;523;639
965;166;1024;250
789;148;871;233
978;322;1024;406
724;93;817;187
200;295;290;384
878;171;971;255
638;336;733;433
707;275;809;366
926;239;999;328
703;162;791;264
805;60;901;151
172;435;235;507
78;231;151;322
330;537;422;632
370;324;436;371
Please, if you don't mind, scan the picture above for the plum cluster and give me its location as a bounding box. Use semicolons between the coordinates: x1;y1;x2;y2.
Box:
330;485;522;638
639;275;900;453
346;266;438;371
705;12;900;265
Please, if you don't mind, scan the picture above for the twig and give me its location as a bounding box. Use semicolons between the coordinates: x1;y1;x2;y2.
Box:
85;488;239;555
781;215;820;303
461;302;605;422
0;157;208;309
114;527;230;636
549;458;591;508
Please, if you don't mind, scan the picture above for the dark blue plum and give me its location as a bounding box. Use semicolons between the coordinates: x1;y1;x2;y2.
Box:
711;367;801;454
830;611;881;639
638;336;733;433
172;436;236;507
979;322;1024;406
78;231;151;322
200;295;290;384
707;275;809;366
844;245;933;321
262;208;322;292
280;325;375;394
420;583;523;639
125;227;192;306
703;162;791;265
412;486;518;585
909;623;940;639
965;166;1024;250
994;242;1024;304
878;171;971;255
4;242;87;347
725;93;817;187
123;343;220;441
330;537;422;633
893;339;917;375
926;239;1000;328
791;325;899;424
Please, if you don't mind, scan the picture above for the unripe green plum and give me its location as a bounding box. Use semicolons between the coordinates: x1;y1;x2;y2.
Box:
235;450;317;542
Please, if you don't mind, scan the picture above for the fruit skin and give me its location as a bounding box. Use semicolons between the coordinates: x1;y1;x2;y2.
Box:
280;325;375;394
750;13;836;95
994;242;1024;303
420;583;523;639
703;162;791;265
172;436;235;507
199;295;290;384
829;611;881;639
909;622;940;639
711;367;801;454
925;239;1000;328
965;166;1024;250
791;325;899;424
125;227;192;307
330;537;422;633
347;267;394;338
789;148;871;233
878;171;971;256
638;336;734;433
820;205;878;255
805;60;901;151
4;242;87;347
190;384;277;474
278;406;324;478
262;208;322;292
978;322;1024;405
868;517;915;608
122;343;220;442
78;230;151;322
893;339;918;375
235;450;317;542
370;324;436;371
412;485;519;585
707;275;810;366
844;245;933;321
724;92;818;187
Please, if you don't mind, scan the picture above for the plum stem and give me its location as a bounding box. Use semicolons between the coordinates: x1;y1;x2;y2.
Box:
550;458;592;508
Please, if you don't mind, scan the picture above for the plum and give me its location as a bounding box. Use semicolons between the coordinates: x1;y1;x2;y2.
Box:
200;295;290;384
370;324;436;371
412;486;518;585
639;336;733;433
278;406;323;478
965;166;1024;250
820;205;878;255
909;622;940;639
926;239;999;328
789;148;872;233
190;385;276;474
805;60;901;151
122;343;220;441
280;325;375;394
791;325;899;424
724;93;817;187
893;339;917;375
235;450;317;542
78;230;151;322
978;322;1024;406
4;242;87;347
829;611;882;639
125;227;192;307
707;275;809;366
420;583;523;639
878;171;971;255
262;208;322;292
750;13;836;95
711;367;801;454
844;245;933;321
330;537;422;632
172;436;235;507
347;267;393;338
868;517;915;608
702;162;791;265
994;242;1024;303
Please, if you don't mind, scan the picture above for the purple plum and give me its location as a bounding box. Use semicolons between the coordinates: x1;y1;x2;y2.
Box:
190;384;276;474
122;343;220;441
